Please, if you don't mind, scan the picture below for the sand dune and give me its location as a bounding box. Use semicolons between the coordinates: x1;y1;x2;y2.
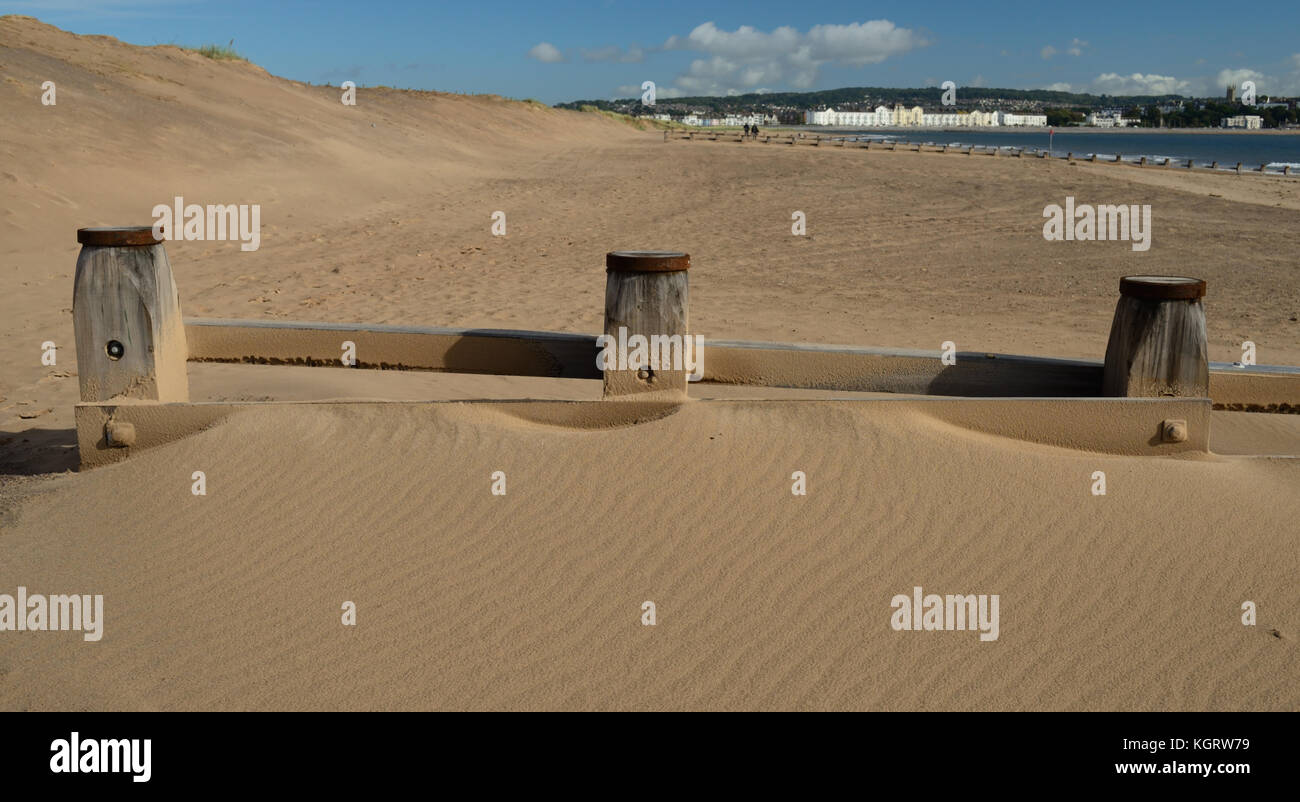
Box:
1;17;1297;710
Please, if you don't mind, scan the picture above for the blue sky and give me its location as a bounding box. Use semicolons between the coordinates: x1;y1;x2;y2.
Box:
10;0;1300;102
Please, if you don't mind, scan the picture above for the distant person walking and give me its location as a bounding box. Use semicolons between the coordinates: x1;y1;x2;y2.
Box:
752;123;760;138
743;123;751;137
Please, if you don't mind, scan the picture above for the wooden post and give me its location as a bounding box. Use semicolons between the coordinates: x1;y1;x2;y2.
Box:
1139;156;1148;166
1090;153;1098;163
1210;161;1218;169
73;227;188;403
603;251;691;398
1235;162;1242;174
1102;276;1208;398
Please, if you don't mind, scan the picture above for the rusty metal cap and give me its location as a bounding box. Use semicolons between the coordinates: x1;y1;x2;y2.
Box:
606;251;690;273
77;226;164;246
1119;275;1206;300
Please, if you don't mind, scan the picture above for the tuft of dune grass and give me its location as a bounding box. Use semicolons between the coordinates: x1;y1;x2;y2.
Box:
577;105;689;130
185;40;245;61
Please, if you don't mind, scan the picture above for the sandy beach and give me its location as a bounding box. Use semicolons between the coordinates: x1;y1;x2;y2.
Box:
1;16;1297;711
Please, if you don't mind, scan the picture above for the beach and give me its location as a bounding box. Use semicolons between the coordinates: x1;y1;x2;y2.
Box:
1;16;1298;710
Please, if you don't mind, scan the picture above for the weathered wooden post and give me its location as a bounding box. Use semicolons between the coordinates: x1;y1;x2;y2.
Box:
1235;162;1243;174
1102;276;1208;398
603;251;691;398
73;226;188;403
1139;156;1148;166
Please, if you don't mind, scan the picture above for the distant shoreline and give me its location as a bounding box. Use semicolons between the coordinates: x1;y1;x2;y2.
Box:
781;125;1300;136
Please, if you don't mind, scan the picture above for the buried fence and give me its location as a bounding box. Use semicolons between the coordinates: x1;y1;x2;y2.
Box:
663;130;1299;176
70;226;1300;465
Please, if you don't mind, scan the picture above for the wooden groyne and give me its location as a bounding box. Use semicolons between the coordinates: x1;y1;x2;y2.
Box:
68;225;1300;466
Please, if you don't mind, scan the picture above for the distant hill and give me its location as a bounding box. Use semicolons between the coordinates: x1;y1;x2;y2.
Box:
557;85;1192;114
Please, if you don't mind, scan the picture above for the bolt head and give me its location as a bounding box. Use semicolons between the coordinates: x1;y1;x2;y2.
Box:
1162;419;1188;443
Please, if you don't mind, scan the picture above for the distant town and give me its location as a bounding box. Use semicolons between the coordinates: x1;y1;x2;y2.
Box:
558;85;1300;129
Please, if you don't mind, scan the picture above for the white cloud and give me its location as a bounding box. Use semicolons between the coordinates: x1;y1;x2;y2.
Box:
1292;53;1300;69
527;42;565;64
1092;72;1191;95
1216;67;1269;95
1045;82;1074;92
969;74;986;88
1041;45;1057;60
1067;38;1087;57
658;20;929;95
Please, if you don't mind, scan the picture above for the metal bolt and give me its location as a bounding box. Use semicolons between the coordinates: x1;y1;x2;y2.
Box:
1162;419;1188;443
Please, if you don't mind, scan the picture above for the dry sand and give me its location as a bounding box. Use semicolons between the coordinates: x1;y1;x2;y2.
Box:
1;17;1297;710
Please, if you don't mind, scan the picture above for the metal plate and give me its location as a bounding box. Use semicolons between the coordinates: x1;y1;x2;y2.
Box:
77;226;165;247
606;251;690;273
1119;275;1206;300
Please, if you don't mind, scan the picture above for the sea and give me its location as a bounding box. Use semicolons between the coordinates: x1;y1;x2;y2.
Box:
803;128;1300;173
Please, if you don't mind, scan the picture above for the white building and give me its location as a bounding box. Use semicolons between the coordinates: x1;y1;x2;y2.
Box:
803;106;1043;127
1085;111;1139;128
998;112;1047;126
1223;115;1263;129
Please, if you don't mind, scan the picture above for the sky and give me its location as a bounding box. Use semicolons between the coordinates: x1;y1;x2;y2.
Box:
9;0;1300;103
